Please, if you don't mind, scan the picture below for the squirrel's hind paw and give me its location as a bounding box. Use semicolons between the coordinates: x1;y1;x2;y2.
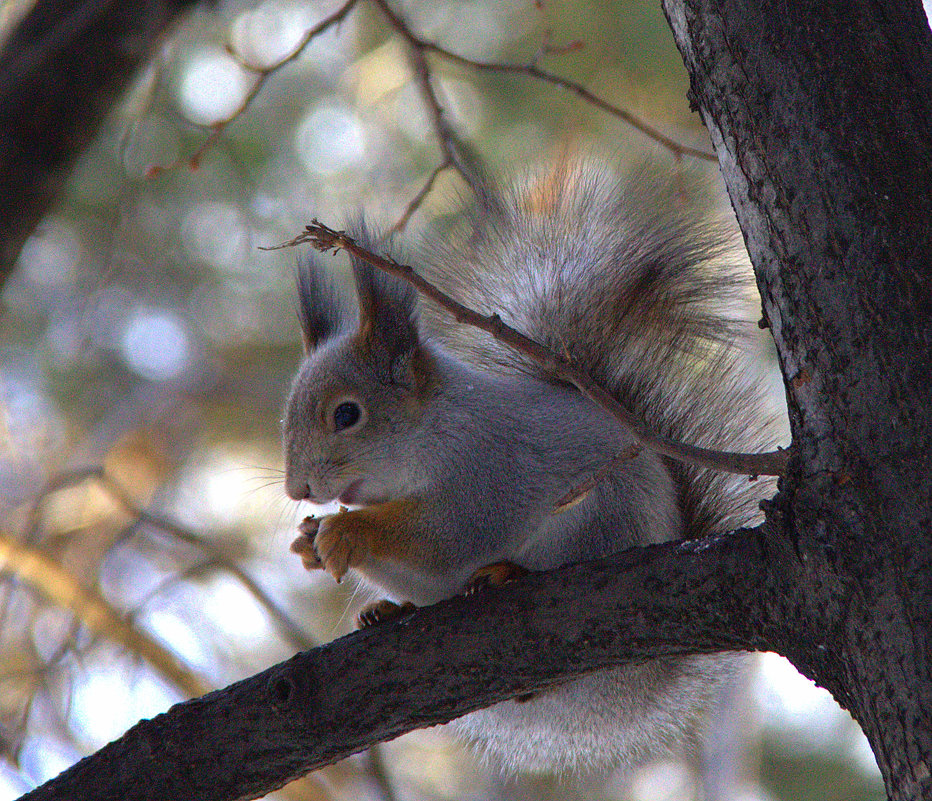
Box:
463;561;529;596
356;599;416;629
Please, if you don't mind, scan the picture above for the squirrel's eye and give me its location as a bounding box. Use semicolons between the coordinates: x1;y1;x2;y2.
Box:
333;401;361;431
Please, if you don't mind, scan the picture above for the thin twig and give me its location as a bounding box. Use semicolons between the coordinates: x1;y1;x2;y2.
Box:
147;0;358;176
369;0;713;225
265;222;791;477
389;158;451;233
422;42;716;162
553;443;643;512
369;0;480;195
365;745;400;801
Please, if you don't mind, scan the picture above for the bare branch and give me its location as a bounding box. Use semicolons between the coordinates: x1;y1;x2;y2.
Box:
367;0;713;227
423;42;717;162
388;158;451;233
0;530;209;697
364;0;715;163
148;0;712;219
0;0;200;280
553;443;643;511
369;0;480;195
17;527;781;801
265;222;792;477
147;0;358;175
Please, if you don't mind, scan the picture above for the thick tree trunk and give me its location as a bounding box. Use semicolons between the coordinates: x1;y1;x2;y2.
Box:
663;0;932;798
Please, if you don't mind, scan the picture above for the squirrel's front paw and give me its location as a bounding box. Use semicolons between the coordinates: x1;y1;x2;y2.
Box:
290;511;362;583
290;517;323;571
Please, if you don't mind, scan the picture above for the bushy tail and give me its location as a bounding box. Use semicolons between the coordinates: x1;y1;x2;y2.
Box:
420;159;785;538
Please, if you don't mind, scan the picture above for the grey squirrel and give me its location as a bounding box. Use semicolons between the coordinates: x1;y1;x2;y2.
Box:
283;160;781;774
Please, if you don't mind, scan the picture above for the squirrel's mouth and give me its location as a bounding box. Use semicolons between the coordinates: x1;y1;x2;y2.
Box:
337;479;364;506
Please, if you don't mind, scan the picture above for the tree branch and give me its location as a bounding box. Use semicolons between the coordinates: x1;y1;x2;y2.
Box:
369;0;480;194
0;530;209;698
154;0;715;228
421;41;716;162
0;0;200;283
18;526;785;801
148;0;358;175
265;221;792;477
368;0;715;227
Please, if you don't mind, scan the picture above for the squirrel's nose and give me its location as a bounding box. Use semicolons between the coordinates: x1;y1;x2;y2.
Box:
284;474;312;502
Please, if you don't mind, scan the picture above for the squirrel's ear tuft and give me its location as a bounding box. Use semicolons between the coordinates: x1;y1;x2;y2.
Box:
349;230;420;379
296;254;348;353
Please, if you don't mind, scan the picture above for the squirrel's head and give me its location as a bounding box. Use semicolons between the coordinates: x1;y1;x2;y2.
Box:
283;243;433;506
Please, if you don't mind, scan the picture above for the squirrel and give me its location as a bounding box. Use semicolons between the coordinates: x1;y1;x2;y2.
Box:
282;159;781;775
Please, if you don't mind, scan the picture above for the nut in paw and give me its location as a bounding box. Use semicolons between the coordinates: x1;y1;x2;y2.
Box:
290;518;322;571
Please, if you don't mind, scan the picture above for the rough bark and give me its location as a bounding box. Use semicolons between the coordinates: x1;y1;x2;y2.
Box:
18;529;791;801
0;0;199;283
662;0;932;798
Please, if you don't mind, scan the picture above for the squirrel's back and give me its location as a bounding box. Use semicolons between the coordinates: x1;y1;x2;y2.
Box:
421;160;781;543
414;160;782;774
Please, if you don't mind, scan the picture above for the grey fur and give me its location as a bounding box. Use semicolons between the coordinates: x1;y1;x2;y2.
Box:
284;160;782;776
296;255;350;352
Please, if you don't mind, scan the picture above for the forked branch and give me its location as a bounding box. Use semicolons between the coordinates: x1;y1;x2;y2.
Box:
156;0;714;225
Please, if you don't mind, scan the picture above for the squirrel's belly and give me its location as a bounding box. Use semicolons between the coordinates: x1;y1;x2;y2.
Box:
357;560;468;606
449;653;746;774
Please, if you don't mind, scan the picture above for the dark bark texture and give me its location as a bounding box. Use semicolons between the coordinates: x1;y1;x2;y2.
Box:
663;0;932;798
11;0;932;800
0;0;199;283
20;531;788;801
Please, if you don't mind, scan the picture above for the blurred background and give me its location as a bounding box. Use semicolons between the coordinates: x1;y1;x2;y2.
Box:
0;0;890;799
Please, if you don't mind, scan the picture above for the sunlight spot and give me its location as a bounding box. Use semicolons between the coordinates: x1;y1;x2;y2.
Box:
203;575;269;646
230;2;311;69
71;663;179;746
177;50;252;126
15;217;81;287
295;102;366;175
144;609;211;668
181;201;251;271
119;307;191;381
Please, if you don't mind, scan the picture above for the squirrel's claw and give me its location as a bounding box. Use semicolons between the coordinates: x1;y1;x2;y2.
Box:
356;599;416;629
290;519;323;571
463;560;529;595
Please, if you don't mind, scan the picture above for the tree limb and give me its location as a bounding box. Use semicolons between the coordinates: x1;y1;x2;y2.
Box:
18;526;787;801
0;0;200;283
